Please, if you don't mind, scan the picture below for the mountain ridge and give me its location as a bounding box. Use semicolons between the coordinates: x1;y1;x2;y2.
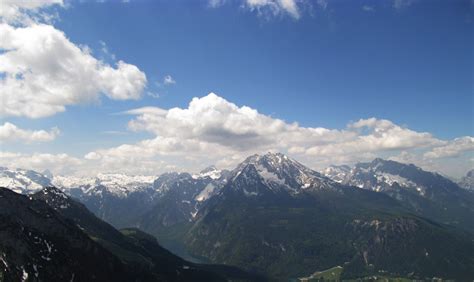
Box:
321;158;474;232
0;186;264;281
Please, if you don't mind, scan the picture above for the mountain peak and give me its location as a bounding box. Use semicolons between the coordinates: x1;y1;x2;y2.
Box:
321;165;351;183
196;166;222;180
0;167;52;194
200;165;218;174
228;152;335;196
238;152;298;173
370;157;386;165
323;158;463;197
243;152;289;165
458;169;474;191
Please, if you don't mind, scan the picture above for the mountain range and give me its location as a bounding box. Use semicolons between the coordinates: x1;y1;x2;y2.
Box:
1;153;473;280
321;159;474;233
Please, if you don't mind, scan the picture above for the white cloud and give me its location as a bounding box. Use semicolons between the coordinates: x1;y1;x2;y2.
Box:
424;137;474;159
122;106;168;116
84;151;102;160
2;93;471;177
346;117;440;150
390;149;473;179
80;93;470;176
0;151;82;175
208;0;306;19
124;94;439;154
278;0;301;17
126;93;301;150
245;0;301;19
0;122;60;143
0;0;63;24
163;75;176;85
0;23;147;119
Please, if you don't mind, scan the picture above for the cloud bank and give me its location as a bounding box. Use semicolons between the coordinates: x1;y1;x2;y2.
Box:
71;93;472;177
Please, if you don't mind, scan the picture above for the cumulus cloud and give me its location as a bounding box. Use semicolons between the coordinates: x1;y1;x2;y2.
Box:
123;94;439;154
80;93;472;176
0;23;147;118
0;122;60;143
126;93;291;150
2;93;471;176
424;137;474;159
345;117;440;150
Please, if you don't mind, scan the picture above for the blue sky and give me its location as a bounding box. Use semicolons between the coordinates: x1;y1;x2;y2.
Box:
0;0;473;177
56;0;472;135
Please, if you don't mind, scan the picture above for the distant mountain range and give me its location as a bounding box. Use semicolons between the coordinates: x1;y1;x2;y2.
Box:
1;153;473;280
0;167;52;194
321;159;474;233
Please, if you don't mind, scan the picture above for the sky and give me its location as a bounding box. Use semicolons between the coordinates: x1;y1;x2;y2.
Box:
0;0;473;178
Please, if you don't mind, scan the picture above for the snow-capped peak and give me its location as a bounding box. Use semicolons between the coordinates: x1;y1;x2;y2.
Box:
0;167;52;194
241;152;289;167
321;165;351;183
193;166;222;180
52;173;156;198
458;169;474;191
195;182;218;202
230;152;335;195
321;159;443;196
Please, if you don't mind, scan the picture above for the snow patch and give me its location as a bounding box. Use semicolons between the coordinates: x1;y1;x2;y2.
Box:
195;183;217;202
53;174;156;198
243;189;258;197
255;164;285;185
21;267;28;282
